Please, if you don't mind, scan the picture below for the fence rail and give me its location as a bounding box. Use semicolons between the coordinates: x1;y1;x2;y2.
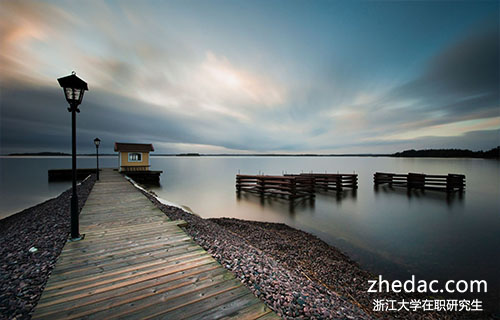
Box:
374;172;465;192
288;173;358;191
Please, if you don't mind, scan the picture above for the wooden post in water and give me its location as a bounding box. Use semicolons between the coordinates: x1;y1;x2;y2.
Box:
236;175;241;192
446;174;465;192
257;176;264;197
290;177;297;200
336;175;343;191
407;173;414;190
408;173;425;190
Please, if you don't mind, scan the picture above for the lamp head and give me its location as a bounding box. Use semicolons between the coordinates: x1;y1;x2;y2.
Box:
57;71;88;110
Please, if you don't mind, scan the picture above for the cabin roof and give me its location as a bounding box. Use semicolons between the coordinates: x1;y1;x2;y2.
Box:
114;142;155;152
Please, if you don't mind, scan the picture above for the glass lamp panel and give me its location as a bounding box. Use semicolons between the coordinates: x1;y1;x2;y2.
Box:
64;87;85;104
76;88;85;104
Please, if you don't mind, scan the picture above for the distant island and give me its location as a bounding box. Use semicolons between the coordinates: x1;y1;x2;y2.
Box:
7;152;115;156
392;146;500;159
175;153;201;156
8;152;71;156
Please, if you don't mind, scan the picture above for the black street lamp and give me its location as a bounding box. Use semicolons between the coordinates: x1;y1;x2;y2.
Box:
58;71;88;241
94;138;100;180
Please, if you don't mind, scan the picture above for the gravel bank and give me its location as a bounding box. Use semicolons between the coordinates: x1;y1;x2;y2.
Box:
209;218;459;320
0;175;96;320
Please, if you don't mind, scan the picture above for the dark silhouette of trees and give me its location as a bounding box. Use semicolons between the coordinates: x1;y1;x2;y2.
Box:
393;146;500;158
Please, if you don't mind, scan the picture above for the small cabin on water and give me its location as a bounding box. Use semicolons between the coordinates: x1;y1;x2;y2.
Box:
114;142;154;172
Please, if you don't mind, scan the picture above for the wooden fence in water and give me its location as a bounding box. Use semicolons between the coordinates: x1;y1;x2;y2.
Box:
236;173;358;200
236;175;315;200
373;172;465;192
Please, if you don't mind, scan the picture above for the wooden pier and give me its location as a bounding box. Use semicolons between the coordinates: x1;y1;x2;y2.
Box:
374;172;465;192
33;169;277;319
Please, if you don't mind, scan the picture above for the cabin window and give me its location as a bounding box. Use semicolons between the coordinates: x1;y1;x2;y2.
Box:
128;152;142;162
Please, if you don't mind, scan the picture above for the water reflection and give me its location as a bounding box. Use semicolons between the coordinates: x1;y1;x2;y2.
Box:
236;191;315;214
236;188;360;214
374;185;465;206
315;189;357;202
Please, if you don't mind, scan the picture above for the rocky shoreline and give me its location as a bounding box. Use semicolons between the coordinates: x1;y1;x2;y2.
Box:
0;175;96;320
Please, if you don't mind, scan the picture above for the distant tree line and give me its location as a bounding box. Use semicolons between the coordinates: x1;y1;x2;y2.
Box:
392;146;500;158
8;152;71;156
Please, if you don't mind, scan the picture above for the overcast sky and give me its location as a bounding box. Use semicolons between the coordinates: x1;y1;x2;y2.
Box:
0;0;498;154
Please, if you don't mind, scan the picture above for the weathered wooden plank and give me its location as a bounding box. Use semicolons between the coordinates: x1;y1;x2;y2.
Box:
37;262;222;309
101;279;244;319
82;220;187;235
44;254;214;292
56;234;191;260
54;238;193;266
145;285;252;320
51;247;206;279
35;268;230;319
186;292;263;320
51;244;201;276
218;301;274;320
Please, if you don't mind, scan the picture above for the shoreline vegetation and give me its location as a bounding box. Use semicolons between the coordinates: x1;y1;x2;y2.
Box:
0;176;474;319
6;146;500;158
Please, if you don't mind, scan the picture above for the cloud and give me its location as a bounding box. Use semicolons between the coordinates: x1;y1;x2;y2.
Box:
321;19;500;147
0;85;291;154
0;0;75;84
0;1;498;154
379;19;499;127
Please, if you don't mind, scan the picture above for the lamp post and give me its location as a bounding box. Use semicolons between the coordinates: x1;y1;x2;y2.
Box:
57;71;88;241
94;138;100;180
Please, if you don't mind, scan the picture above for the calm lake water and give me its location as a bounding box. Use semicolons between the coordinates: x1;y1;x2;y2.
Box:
1;156;499;312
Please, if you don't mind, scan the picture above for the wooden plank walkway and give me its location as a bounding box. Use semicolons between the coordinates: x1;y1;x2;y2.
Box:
32;169;278;320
